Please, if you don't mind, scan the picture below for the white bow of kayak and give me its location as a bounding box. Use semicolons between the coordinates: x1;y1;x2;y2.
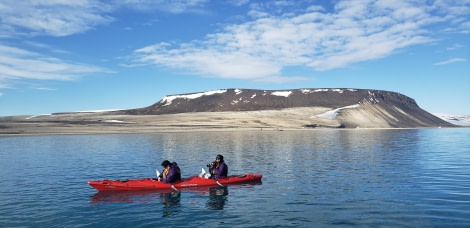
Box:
199;168;211;179
199;168;206;177
199;168;222;185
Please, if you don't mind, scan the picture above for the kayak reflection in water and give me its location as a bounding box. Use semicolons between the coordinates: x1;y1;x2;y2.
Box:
206;186;228;210
161;191;181;217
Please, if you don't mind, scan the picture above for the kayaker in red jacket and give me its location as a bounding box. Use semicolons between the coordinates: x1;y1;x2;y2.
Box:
158;160;181;183
209;154;228;180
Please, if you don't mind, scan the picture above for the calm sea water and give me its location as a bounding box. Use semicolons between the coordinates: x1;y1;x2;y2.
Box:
1;128;469;227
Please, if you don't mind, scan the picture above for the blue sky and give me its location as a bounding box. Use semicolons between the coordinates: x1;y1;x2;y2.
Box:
1;0;469;116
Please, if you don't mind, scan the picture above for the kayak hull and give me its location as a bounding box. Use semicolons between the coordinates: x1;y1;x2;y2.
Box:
88;173;262;191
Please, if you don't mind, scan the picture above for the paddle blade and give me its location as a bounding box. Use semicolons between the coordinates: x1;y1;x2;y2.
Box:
156;169;160;177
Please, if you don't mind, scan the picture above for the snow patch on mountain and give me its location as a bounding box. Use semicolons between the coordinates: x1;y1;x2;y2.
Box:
271;91;292;97
301;88;357;94
312;104;360;119
161;89;228;106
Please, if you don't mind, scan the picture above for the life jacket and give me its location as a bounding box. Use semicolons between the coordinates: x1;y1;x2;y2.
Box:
162;167;169;178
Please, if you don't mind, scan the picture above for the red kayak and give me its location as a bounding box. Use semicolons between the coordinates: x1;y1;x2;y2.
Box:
88;173;262;191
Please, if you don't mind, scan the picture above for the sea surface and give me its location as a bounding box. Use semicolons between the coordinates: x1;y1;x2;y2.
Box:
1;128;469;227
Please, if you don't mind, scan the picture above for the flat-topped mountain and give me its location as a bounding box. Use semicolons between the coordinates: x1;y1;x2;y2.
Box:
118;88;453;128
0;88;456;135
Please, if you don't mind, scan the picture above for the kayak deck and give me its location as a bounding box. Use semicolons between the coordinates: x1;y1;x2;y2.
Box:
88;173;262;191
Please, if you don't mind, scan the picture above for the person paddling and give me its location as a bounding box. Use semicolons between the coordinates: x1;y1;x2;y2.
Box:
209;154;228;180
157;160;181;183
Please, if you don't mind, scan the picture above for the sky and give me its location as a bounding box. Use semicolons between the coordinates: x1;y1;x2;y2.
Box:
0;0;469;117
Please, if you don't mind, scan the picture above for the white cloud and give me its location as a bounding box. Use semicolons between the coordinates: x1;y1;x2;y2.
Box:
132;0;469;81
460;21;470;34
0;0;114;37
227;0;250;7
1;0;469;85
134;42;288;81
434;58;466;66
119;0;210;14
0;0;233;94
0;0;210;38
446;44;465;51
0;44;111;83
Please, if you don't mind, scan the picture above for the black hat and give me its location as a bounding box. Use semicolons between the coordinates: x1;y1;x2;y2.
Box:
161;160;171;167
216;154;224;162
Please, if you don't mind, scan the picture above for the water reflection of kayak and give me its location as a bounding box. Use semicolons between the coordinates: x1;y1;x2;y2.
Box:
90;183;261;204
88;173;262;192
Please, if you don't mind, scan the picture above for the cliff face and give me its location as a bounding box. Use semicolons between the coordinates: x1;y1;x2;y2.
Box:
119;88;453;128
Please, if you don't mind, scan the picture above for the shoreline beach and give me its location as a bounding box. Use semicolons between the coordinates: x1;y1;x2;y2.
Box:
0;107;458;136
